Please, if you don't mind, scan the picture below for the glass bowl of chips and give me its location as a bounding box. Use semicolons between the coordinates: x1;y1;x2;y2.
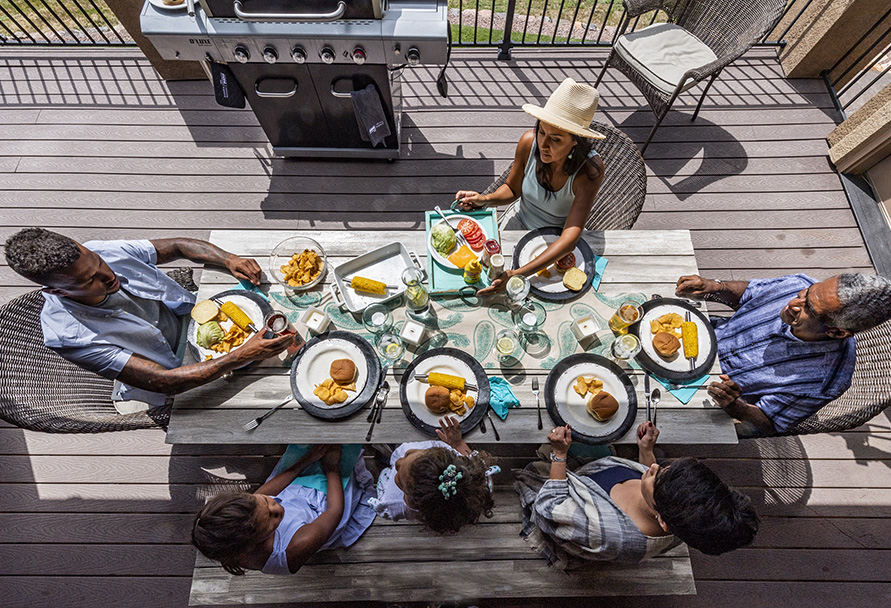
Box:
269;236;327;291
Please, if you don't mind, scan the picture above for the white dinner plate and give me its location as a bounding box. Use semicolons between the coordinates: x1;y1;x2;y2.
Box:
404;355;479;426
187;293;266;361
637;304;714;373
550;359;633;438
292;337;369;408
148;0;188;10
427;215;489;269
517;235;585;294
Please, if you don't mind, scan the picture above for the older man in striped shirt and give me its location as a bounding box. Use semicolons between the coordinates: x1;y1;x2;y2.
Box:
676;273;891;436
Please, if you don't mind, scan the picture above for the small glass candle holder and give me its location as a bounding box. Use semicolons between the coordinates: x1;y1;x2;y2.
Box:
400;318;426;346
571;313;601;342
376;332;405;360
513;300;547;333
610;333;642;361
298;306;330;334
362;304;393;334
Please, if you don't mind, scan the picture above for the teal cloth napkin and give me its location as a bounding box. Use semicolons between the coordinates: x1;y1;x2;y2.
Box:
590;254;609;291
235;279;269;300
652;373;711;405
489;377;520;420
268;444;362;494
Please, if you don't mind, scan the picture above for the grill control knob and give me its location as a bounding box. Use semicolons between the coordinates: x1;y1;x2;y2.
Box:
352;47;366;65
291;46;306;64
234;45;250;64
406;47;421;66
320;47;336;65
262;46;278;64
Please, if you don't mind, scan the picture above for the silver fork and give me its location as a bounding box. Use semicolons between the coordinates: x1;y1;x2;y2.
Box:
433;205;470;250
243;396;292;431
532;378;542;430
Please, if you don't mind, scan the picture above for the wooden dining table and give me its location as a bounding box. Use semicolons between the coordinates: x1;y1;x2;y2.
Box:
166;229;737;445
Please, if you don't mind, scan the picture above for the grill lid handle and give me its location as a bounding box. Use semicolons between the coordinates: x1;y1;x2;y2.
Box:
233;0;347;22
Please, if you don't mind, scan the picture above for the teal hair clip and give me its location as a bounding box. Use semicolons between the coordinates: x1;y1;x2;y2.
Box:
438;464;463;500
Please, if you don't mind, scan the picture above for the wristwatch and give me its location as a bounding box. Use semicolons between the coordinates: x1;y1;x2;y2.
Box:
549;452;567;462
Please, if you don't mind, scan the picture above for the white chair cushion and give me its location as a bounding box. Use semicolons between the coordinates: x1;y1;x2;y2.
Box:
614;23;718;95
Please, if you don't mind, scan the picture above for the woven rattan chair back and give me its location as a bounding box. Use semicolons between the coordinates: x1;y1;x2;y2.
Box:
595;0;786;154
0;290;170;433
480;121;646;230
784;319;891;435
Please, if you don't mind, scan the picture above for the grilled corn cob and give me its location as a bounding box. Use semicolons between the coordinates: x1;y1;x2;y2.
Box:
350;276;388;295
428;372;465;391
681;321;699;359
220;301;254;332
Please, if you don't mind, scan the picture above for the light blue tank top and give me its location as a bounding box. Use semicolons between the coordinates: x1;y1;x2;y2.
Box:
518;140;599;230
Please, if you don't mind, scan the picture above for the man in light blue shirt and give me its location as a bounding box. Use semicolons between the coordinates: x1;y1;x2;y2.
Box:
676;272;891;436
5;228;294;409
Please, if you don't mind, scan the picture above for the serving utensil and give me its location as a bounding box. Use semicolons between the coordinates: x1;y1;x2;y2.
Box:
433;205;470;250
532;377;542;430
413;373;478;392
651;388;661;427
242;396;292;431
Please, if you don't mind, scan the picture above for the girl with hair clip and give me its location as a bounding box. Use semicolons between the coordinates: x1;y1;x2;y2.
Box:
369;416;500;533
191;444;375;575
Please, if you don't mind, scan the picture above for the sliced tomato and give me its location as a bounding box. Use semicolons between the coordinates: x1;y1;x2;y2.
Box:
458;219;482;238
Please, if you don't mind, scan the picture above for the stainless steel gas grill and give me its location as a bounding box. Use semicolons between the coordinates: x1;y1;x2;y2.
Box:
140;0;449;159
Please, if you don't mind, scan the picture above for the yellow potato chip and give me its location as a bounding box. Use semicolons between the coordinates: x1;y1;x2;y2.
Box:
281;249;323;287
333;389;348;403
337;381;356;392
463;395;475;409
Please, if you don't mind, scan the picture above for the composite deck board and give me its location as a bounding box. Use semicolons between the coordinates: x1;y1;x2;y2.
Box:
0;45;885;608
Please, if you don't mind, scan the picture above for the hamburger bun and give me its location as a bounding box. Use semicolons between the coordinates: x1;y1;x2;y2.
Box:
586;391;619;422
562;267;588;291
425;386;451;414
652;332;681;358
329;359;357;384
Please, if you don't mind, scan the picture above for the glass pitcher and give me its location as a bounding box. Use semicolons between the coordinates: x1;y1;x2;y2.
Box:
401;267;430;317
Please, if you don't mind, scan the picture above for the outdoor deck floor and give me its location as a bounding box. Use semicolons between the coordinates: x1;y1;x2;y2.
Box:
1;46;890;607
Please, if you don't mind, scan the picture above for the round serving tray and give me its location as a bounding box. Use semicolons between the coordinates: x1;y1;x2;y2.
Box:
290;330;382;420
399;347;491;436
629;297;717;383
512;227;596;301
544;353;638;445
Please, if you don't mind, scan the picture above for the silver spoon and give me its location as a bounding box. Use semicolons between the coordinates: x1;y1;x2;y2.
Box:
650;388;661;427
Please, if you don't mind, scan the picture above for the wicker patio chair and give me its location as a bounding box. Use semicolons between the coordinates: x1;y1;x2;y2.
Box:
481;120;646;230
782;319;891;435
594;0;786;154
0;268;195;433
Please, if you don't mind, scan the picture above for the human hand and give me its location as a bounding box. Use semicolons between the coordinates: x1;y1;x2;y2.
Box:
454;190;487;211
675;275;721;300
476;271;511;295
547;424;572;458
436;415;464;448
321;444;342;471
233;331;295;362
708;374;744;414
636;421;659;452
224;254;262;286
305;444;329;464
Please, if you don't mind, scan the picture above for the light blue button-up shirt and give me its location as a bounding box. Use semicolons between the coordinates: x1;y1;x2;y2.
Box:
40;240;196;406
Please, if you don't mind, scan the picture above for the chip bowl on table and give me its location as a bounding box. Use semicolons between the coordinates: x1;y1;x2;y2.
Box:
269;236;327;291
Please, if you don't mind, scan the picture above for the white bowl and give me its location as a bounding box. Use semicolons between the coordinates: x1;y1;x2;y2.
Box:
269;236;327;291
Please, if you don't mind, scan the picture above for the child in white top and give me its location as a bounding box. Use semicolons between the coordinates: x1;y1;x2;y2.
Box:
369;416;499;533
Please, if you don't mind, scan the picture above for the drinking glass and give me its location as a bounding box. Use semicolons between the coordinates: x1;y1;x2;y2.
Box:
610;333;642;361
608;300;642;334
376;333;405;360
401;267;430;317
505;274;531;304
512;300;546;333
494;328;520;360
362;304;393;334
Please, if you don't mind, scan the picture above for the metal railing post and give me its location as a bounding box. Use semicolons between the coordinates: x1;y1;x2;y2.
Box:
498;0;517;60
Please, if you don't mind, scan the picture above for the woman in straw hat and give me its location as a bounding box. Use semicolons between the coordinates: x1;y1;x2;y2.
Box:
455;78;605;294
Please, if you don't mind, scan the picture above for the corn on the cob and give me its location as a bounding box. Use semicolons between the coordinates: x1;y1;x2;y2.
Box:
220;301;253;332
681;321;699;359
428;372;465;391
350;276;388;295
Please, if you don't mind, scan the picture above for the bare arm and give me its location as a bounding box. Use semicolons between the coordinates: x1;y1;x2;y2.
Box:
708;374;776;436
676;275;748;308
546;424;571;481
256;445;329;497
150;238;262;285
454;130;532;210
284;448;346;573
116;332;295;395
636;421;659;467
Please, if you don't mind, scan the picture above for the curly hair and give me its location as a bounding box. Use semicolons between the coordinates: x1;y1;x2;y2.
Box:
191;492;264;576
653;458;758;556
4;227;81;283
533;120;602;200
401;448;495;534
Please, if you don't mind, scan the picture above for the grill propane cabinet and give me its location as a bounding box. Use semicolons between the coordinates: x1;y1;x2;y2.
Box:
141;0;449;159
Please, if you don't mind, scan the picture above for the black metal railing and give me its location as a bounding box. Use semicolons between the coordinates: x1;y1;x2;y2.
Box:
822;4;891;120
0;0;132;45
449;0;806;58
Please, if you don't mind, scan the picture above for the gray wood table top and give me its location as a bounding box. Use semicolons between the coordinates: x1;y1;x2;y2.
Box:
167;230;737;445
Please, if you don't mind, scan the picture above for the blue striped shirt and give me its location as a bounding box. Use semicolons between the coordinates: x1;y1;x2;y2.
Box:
712;274;856;433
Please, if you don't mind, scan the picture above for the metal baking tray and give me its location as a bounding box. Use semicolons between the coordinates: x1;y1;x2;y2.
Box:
329;242;422;313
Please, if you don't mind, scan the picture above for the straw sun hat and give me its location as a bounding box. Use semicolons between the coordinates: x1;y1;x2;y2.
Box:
522;78;605;139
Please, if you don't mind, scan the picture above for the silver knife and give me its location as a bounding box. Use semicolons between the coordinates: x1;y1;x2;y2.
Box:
644;373;652;422
366;364;389;423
